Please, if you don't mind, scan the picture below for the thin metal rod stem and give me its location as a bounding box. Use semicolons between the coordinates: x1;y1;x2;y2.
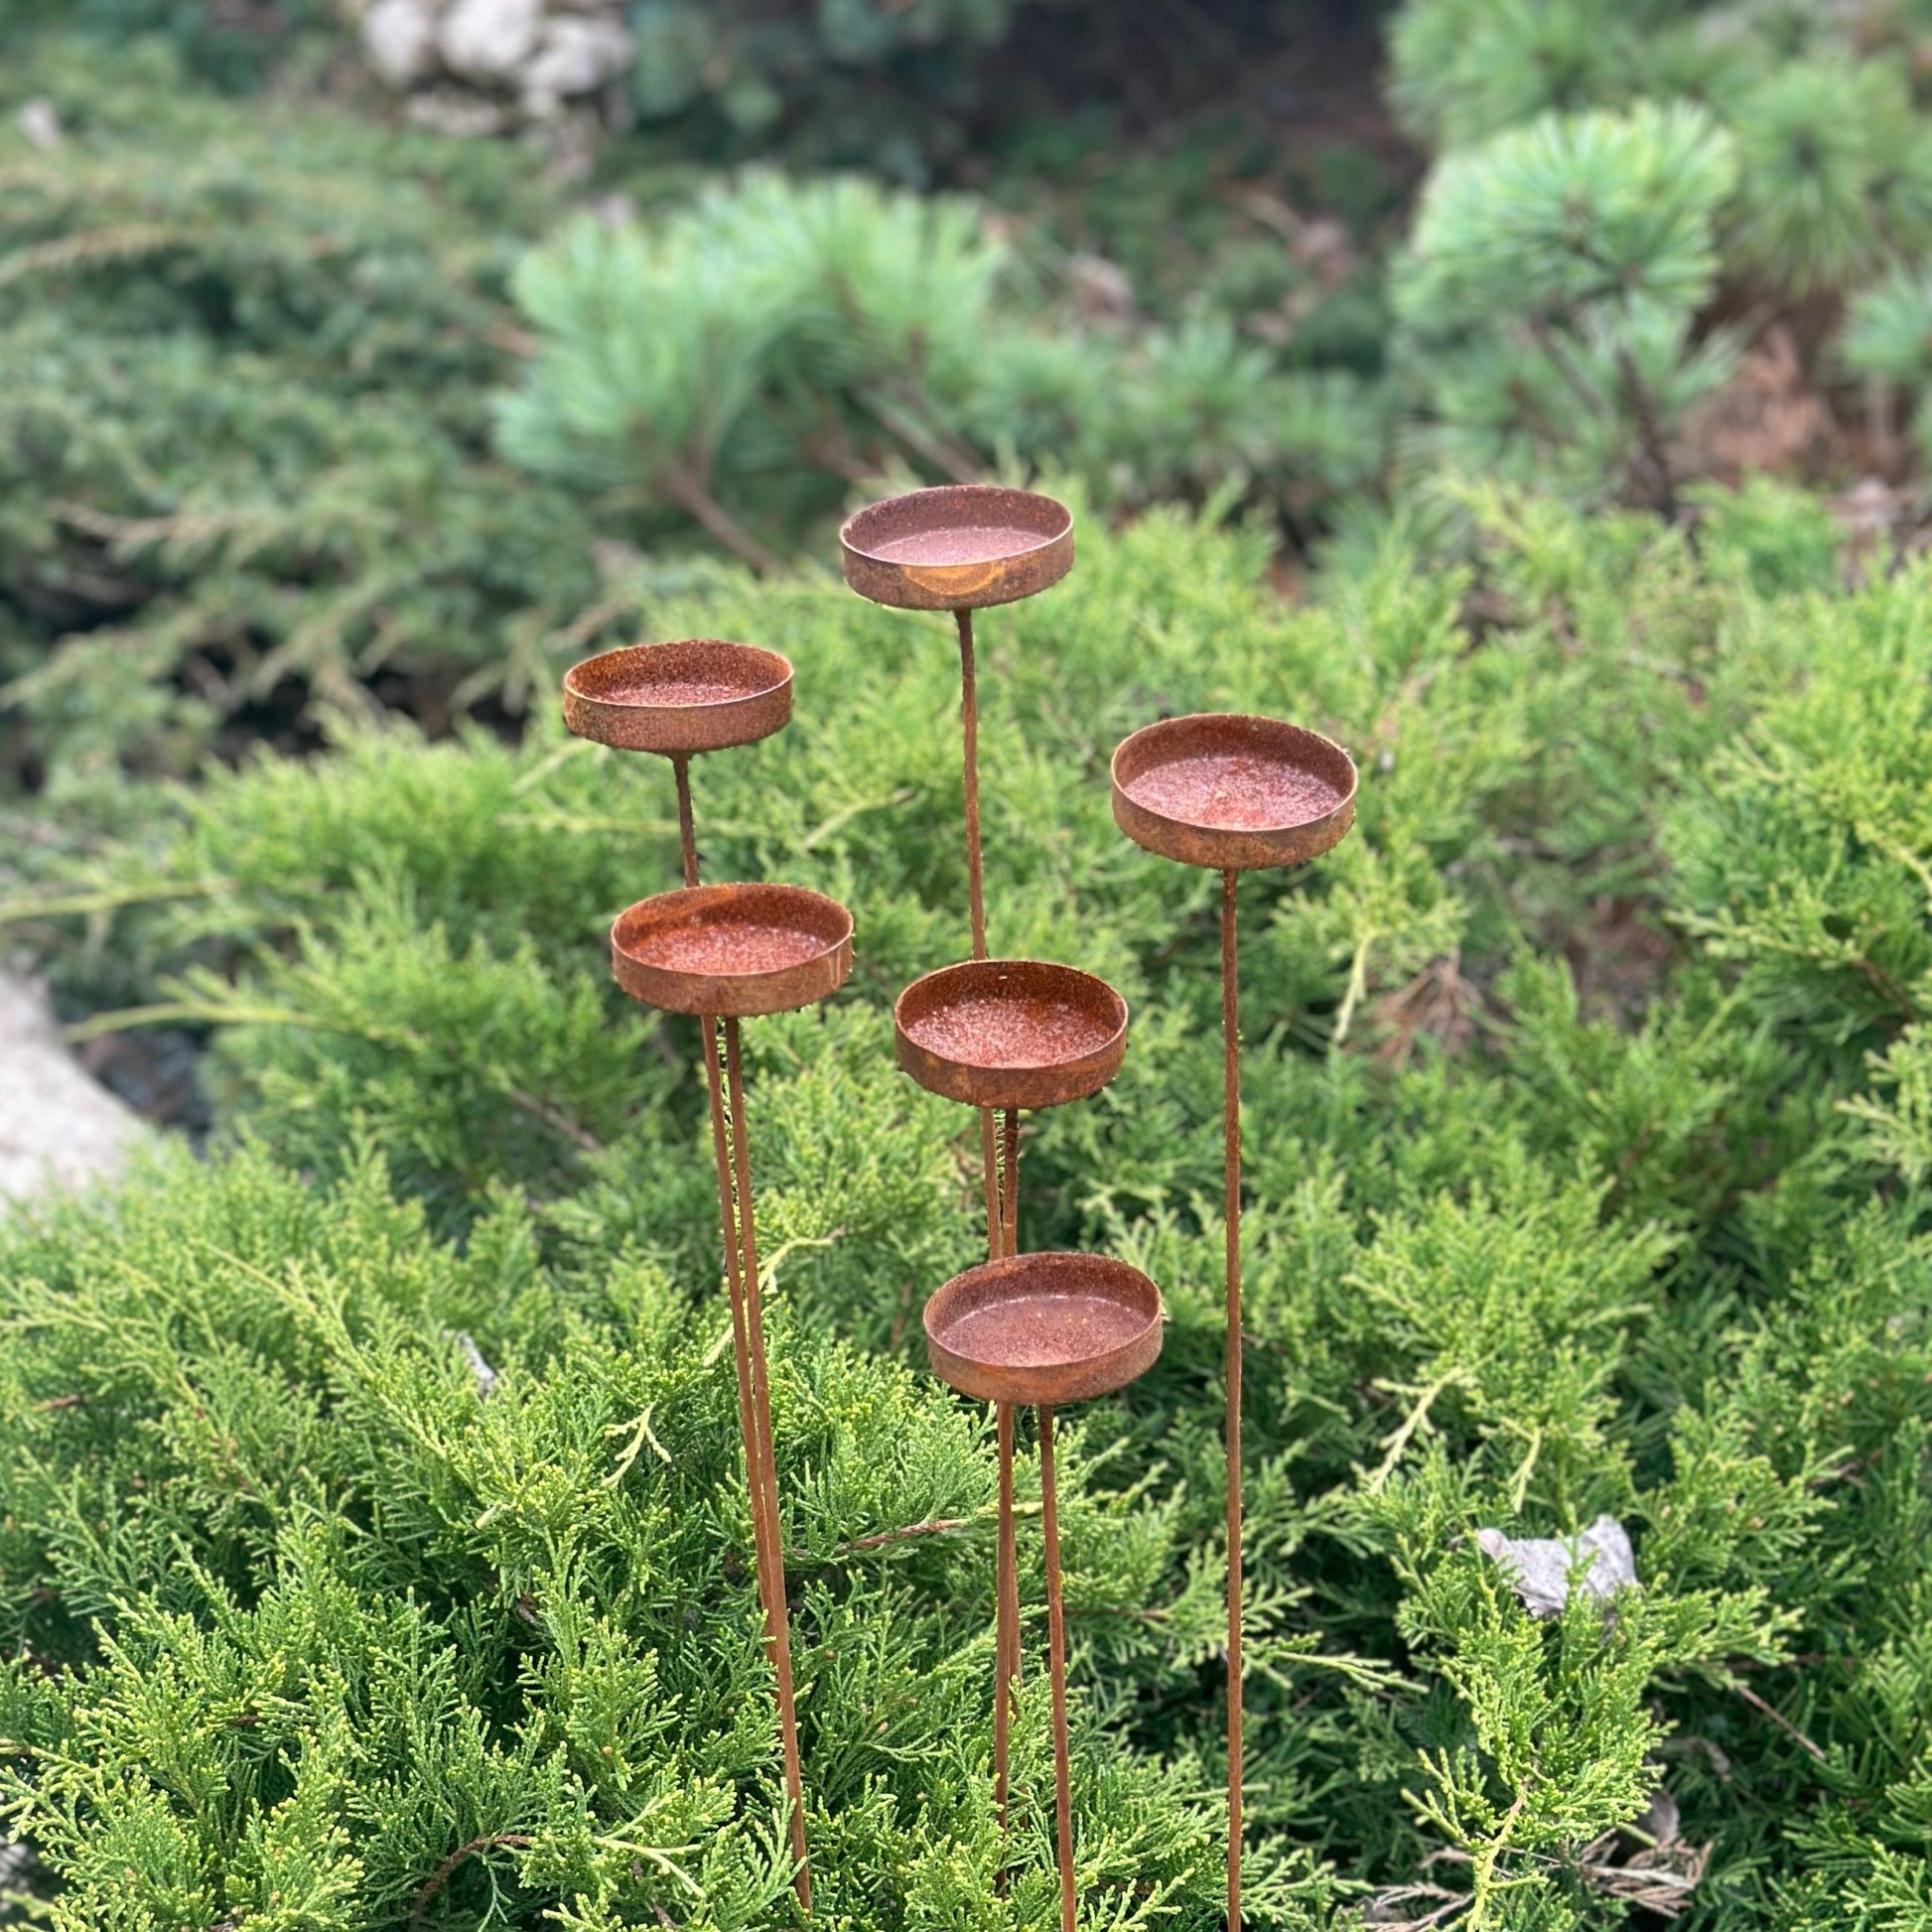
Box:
1222;867;1243;1932
955;607;987;960
1001;1107;1020;1257
723;1018;811;1911
989;1102;1025;1856
993;1401;1019;1844
684;790;801;1898
1038;1406;1076;1932
702;1018;770;1588
672;755;699;889
980;1110;1004;1263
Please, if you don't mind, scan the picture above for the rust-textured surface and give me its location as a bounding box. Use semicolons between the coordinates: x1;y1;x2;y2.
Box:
895;959;1128;1111
841;484;1074;612
611;883;853;1017
701;1015;810;1908
563;638;793;754
1037;1406;1076;1932
923;1251;1163;1408
721;1017;811;1906
1111;712;1358;872
1222;869;1244;1932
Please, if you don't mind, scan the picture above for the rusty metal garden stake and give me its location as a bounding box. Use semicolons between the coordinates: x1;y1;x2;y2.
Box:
894;955;1127;1862
565;638;831;1910
841;483;1081;1844
923;1251;1163;1930
1111;712;1359;1932
1037;1404;1074;1932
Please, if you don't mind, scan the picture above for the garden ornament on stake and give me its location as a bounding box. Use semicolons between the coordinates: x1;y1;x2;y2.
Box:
1110;712;1357;1932
565;638;833;1910
924;1251;1163;1932
894;956;1129;1841
844;484;1113;1853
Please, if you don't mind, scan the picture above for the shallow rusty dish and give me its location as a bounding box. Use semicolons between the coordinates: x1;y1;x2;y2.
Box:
1111;712;1357;873
841;485;1074;612
924;1252;1163;1408
612;883;852;1018
564;639;793;755
895;959;1127;1111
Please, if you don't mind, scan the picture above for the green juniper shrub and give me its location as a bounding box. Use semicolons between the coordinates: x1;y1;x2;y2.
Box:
9;494;1932;1927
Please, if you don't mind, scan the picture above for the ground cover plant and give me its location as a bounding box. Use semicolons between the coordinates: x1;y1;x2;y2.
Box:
6;483;1932;1929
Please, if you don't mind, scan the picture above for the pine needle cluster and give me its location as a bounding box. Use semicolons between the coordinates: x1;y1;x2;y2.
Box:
494;174;1383;573
1386;0;1932;497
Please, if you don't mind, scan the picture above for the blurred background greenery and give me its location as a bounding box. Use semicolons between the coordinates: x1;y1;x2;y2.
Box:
14;0;1932;813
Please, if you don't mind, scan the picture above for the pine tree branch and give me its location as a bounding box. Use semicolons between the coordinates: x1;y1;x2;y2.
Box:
854;386;981;485
1614;345;1679;521
660;467;785;576
1526;318;1612;422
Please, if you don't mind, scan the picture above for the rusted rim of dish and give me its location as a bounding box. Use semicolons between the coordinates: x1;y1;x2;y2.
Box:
840;484;1074;612
1111;711;1358;873
563;639;793;755
923;1251;1164;1407
895;958;1128;1111
611;882;853;1018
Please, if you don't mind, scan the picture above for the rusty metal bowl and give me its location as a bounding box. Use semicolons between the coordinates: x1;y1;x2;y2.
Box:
1111;712;1357;873
612;883;852;1018
895;959;1127;1112
924;1252;1163;1408
564;639;793;755
840;485;1074;612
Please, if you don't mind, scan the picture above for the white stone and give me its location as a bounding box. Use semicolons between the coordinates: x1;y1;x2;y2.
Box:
521;14;631;116
406;89;510;136
1473;1514;1638;1617
361;0;440;86
16;97;63;150
438;0;544;81
0;974;149;1212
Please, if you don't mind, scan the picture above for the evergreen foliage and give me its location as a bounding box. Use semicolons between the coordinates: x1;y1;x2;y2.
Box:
625;0;1026;152
0;41;1387;801
9;490;1932;1927
494;175;1383;570
1390;102;1735;506
1386;0;1932;498
0;37;599;798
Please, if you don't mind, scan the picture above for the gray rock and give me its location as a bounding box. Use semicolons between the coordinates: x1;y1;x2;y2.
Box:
406;87;511;135
16;97;63;150
521;13;631;116
439;0;543;80
361;0;440;86
0;974;149;1211
1474;1513;1638;1616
